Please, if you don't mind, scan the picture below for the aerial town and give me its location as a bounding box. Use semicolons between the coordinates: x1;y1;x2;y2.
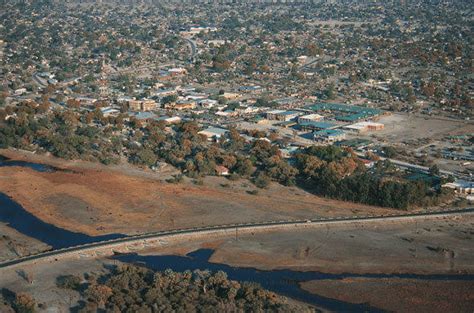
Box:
0;0;473;312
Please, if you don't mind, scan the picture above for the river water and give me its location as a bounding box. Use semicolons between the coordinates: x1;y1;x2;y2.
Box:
0;157;124;248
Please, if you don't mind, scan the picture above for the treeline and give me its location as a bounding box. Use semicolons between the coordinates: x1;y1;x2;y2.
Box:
0;103;452;210
59;265;311;312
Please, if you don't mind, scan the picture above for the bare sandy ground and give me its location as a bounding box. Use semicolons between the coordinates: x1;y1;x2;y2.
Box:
0;257;112;313
375;113;472;142
301;278;474;313
0;149;397;237
207;215;474;275
0;216;472;312
114;215;474;276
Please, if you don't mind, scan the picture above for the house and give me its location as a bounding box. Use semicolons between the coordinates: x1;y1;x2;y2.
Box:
442;180;474;194
155;116;181;124
154;88;177;97
222;92;241;100
359;158;375;168
198;127;228;141
280;146;299;158
130;112;157;121
215;165;230;176
215;110;237;117
165;99;196;110
207;40;226;47
238;85;262;93
236;106;259;115
100;107;120;117
313;129;346;143
168;68;187;76
14;88;27;96
199;99;218;108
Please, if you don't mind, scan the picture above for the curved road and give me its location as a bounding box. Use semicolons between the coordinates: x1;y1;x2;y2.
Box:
184;37;198;62
1;207;472;269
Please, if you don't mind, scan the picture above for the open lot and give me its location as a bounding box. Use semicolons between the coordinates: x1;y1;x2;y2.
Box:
372;113;472;143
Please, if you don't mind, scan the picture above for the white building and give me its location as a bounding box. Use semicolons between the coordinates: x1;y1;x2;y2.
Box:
198;127;228;141
343;121;384;133
199;99;218;108
298;114;324;124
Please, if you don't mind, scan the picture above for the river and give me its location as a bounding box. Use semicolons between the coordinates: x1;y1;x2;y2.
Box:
1;158;473;312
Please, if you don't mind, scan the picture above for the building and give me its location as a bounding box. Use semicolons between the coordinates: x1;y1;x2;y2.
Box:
299;121;337;131
154;88;177;97
306;103;383;122
155;116;181;124
222;92;241;100
215;110;237;117
100;107;120;117
343;121;384;133
165;99;196;110
168;68;187;76
313;129;346;143
130;112;157;122
198;127;228;141
266;110;300;121
298;114;324;124
14;88;27;96
199;99;218;108
129;99;157;111
215;165;230;176
238;85;262;93
443;180;474;194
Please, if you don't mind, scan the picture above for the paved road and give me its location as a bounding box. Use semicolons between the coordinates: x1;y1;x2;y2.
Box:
32;74;48;88
354;151;462;178
184;37;197;62
1;207;472;269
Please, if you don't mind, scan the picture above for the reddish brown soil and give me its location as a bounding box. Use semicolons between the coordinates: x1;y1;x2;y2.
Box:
0;149;395;236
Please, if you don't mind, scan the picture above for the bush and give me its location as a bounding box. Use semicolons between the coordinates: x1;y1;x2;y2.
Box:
253;172;270;189
56;275;82;290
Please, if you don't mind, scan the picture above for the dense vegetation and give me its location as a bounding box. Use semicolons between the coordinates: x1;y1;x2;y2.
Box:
64;265;311;312
0;102;452;210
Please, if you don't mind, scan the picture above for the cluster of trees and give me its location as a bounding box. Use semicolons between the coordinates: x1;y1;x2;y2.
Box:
64;265;306;312
0;290;36;313
0;102;121;164
0;102;451;210
295;147;450;210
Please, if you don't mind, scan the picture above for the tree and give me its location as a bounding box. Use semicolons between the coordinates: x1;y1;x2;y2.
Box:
429;164;440;176
133;148;157;167
14;293;36;313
